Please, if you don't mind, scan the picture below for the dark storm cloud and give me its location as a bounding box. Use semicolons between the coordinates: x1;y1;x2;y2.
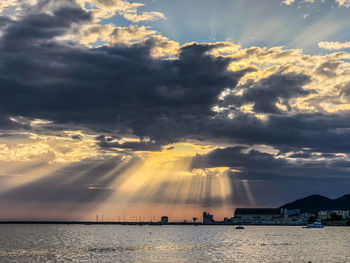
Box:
5;8;89;41
201;111;350;156
0;1;349;158
191;146;284;169
222;72;311;113
191;146;350;183
0;4;316;155
0;16;11;27
0;4;250;143
1;4;91;53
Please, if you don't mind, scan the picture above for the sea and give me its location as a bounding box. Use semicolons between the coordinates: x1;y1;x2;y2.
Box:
0;224;349;262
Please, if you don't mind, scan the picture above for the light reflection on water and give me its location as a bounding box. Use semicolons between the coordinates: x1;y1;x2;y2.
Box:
0;225;349;262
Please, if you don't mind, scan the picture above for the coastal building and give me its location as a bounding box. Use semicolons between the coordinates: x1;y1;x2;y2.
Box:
233;208;281;224
203;212;215;224
318;210;350;220
223;217;231;223
161;216;169;224
281;209;301;217
318;211;329;219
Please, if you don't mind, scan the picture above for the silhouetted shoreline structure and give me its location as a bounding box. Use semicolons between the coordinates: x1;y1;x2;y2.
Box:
203;212;215;224
1;195;349;226
161;216;168;224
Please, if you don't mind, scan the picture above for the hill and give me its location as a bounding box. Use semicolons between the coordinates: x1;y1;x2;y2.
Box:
280;194;350;213
334;194;350;210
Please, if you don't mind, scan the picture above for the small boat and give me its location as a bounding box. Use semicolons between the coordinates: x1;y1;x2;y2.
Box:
235;226;245;229
305;219;324;228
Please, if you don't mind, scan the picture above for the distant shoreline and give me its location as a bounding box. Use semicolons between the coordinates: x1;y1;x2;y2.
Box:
0;221;348;226
0;221;303;226
0;221;338;226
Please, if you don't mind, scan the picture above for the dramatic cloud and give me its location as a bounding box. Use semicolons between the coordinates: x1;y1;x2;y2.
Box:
220;72;311;114
319;41;350;50
76;0;165;23
191;146;350;182
78;24;157;46
0;0;350;217
0;1;350;163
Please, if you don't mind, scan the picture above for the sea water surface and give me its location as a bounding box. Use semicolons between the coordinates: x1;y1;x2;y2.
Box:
0;224;349;262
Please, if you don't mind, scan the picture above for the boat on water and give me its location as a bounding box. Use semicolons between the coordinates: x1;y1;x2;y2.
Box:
304;219;324;228
235;226;245;229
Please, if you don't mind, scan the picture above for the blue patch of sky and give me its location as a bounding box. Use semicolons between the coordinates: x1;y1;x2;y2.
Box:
99;16;131;27
84;1;96;10
92;38;108;47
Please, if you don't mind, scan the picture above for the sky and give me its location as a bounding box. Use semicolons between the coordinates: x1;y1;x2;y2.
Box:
0;0;350;221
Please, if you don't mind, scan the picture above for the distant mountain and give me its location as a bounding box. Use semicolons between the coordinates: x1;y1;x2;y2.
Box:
334;194;350;210
280;194;350;213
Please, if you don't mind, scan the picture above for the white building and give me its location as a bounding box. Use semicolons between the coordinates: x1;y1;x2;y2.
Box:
318;210;350;220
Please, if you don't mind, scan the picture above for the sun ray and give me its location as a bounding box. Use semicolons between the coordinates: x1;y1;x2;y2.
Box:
91;143;236;220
